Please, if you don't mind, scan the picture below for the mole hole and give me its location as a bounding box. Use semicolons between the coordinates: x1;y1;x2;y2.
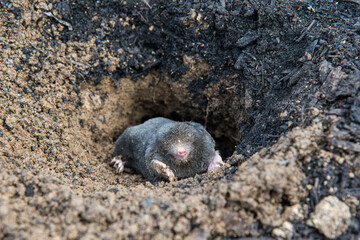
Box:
112;75;242;160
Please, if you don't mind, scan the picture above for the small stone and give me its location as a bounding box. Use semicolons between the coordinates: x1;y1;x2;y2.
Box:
234;54;245;70
280;110;288;119
25;184;35;197
236;33;259;48
307;196;351;239
36;2;49;11
312;107;320;116
173;216;191;234
283;204;304;221
272;221;294;239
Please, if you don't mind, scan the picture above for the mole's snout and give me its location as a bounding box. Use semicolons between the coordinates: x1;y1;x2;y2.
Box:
178;151;187;157
177;148;187;157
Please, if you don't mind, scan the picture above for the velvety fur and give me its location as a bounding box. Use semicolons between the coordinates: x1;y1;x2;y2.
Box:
114;117;217;183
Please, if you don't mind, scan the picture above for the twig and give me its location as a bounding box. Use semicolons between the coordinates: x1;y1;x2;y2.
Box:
141;0;152;9
311;178;319;204
295;20;316;42
287;63;311;86
225;85;239;90
243;51;257;61
258;60;264;93
137;11;148;22
204;102;210;129
44;11;73;31
341;0;360;4
67;58;90;68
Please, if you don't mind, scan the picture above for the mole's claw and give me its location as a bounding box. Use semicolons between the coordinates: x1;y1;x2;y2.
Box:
208;151;224;171
152;160;177;182
117;164;124;173
111;156;125;173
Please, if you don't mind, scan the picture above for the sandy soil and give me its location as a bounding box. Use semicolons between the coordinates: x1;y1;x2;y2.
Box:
0;0;359;239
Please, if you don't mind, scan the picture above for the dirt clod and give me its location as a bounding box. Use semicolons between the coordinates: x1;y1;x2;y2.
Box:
307;196;352;239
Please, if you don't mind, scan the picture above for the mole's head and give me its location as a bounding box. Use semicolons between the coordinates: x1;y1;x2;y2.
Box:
155;120;219;178
157;122;199;165
156;121;216;171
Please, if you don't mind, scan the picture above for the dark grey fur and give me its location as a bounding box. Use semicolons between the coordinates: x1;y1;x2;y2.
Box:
114;117;216;183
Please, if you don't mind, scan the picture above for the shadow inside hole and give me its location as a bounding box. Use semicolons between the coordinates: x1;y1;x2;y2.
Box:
111;76;240;160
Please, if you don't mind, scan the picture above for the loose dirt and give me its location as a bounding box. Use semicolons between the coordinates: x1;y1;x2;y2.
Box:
0;0;359;239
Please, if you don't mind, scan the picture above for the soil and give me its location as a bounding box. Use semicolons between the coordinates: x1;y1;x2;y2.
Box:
0;0;359;239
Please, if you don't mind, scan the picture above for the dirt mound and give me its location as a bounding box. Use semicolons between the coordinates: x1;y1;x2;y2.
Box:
1;0;359;239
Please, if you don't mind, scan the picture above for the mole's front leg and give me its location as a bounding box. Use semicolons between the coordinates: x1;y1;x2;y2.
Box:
151;160;177;182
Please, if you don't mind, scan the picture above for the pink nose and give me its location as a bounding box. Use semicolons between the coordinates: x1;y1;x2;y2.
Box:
178;150;187;156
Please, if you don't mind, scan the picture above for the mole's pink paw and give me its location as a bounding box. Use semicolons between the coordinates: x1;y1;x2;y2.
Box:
152;160;177;182
111;156;125;173
208;151;224;171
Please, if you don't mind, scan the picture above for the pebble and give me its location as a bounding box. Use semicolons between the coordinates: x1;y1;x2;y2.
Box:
272;221;294;239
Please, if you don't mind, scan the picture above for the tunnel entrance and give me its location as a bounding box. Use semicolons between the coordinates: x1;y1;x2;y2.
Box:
106;60;244;160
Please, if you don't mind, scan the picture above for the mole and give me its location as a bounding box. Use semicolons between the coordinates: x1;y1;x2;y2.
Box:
111;117;224;184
